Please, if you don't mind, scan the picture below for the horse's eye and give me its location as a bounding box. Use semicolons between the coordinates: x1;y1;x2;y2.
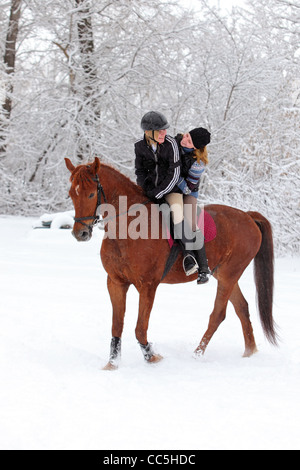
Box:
88;192;95;199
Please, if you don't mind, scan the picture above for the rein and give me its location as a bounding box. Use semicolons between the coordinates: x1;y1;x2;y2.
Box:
74;172;151;228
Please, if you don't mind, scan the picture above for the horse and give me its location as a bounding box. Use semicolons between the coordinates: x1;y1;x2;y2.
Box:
65;157;277;370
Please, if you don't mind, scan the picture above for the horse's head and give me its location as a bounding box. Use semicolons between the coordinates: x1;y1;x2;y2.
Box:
65;157;103;242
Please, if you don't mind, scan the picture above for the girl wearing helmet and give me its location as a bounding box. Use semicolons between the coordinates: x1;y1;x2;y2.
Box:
135;111;199;278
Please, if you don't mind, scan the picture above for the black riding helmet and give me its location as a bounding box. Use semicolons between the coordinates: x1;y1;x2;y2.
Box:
141;111;170;131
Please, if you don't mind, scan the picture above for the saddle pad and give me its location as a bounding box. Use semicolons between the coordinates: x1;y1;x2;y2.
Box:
167;210;217;249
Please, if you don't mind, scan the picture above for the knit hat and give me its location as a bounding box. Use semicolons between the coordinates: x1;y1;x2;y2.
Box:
189;127;211;149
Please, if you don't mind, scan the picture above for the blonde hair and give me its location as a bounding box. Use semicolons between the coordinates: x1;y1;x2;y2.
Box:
193;146;209;165
145;130;159;146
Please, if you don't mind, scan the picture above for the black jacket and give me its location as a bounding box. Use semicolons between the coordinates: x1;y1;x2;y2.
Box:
175;134;196;179
134;135;181;199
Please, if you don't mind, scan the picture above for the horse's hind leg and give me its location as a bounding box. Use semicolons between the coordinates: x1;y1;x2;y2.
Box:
230;282;258;357
195;279;233;356
103;276;130;370
135;283;163;363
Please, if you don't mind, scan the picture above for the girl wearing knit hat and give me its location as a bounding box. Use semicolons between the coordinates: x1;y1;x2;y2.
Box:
175;127;211;284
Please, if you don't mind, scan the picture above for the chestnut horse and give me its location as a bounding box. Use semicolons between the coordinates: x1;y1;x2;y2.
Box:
65;157;277;370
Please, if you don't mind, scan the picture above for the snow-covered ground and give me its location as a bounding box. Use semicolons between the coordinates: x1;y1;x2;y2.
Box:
0;216;299;450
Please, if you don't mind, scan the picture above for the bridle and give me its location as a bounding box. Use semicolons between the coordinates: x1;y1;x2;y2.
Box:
74;173;107;229
73;170;151;230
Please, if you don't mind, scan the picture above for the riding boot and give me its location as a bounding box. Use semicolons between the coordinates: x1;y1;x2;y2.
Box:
193;244;210;284
173;221;198;276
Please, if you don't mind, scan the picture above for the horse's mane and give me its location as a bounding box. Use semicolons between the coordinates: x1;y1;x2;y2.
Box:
101;163;142;194
71;161;144;197
70;165;95;190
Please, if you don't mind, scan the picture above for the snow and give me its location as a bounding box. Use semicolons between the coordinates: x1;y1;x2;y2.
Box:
33;210;75;229
0;216;299;450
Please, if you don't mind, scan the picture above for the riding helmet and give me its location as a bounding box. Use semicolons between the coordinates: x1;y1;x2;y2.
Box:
141;111;170;131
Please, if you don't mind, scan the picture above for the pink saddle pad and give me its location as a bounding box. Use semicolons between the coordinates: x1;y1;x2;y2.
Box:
167;210;217;248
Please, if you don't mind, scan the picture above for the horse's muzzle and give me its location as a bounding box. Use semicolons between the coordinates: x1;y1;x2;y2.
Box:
72;225;93;242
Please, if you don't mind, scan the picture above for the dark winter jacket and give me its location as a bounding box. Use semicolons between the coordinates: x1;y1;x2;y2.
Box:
134;135;181;200
175;134;197;180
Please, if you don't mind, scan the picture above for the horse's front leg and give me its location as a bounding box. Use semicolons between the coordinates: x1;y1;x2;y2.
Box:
103;276;130;370
135;283;163;363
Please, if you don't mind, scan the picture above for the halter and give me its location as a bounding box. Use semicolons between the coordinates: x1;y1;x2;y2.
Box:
74;173;107;228
73;170;151;230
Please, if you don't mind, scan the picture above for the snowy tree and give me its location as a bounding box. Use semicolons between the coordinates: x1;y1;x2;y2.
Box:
231;0;300;254
0;0;193;212
0;0;298;254
0;0;22;154
178;0;300;254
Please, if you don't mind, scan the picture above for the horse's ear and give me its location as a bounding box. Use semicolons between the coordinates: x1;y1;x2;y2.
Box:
91;156;101;173
65;158;75;173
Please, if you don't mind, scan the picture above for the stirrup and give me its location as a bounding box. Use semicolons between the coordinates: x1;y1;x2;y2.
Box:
183;254;198;276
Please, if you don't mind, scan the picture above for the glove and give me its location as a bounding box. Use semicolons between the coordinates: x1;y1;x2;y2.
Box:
177;177;191;195
187;180;199;192
183;185;191;195
146;189;157;200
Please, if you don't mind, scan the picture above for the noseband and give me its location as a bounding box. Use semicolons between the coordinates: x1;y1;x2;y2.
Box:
74;174;107;228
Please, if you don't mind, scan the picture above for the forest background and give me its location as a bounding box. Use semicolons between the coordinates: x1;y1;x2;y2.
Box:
0;0;299;254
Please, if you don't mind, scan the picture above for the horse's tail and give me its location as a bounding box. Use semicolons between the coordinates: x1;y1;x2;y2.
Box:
248;211;278;346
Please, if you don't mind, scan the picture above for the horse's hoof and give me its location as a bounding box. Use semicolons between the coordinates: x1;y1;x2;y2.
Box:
102;362;118;371
193;347;205;357
243;346;258;358
148;353;163;364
